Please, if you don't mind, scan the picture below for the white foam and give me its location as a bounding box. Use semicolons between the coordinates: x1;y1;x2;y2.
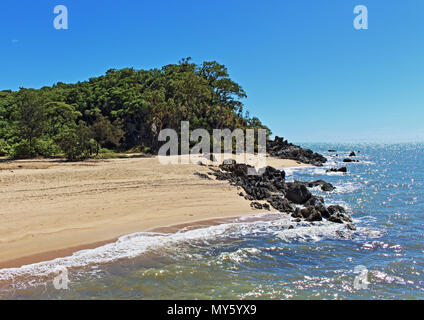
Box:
0;212;362;286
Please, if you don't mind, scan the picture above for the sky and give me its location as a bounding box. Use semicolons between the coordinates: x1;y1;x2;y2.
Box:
0;0;423;143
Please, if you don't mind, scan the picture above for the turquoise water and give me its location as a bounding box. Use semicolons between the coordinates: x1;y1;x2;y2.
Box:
1;143;423;299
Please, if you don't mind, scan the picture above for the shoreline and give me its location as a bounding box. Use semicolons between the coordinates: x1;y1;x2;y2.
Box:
0;155;308;269
0;212;274;270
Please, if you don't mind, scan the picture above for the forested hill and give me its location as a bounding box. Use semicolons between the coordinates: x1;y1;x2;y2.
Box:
0;58;270;160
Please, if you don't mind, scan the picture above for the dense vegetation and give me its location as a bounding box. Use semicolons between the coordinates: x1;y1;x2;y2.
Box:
0;58;270;160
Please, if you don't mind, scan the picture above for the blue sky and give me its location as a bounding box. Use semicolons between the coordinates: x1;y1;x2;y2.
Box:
0;0;423;142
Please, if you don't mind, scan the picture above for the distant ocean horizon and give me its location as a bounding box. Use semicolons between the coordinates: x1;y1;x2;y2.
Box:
1;143;423;299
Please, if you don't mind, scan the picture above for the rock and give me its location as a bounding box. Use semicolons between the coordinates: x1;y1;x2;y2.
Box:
328;215;343;224
209;162;352;225
307;209;323;222
327;205;352;223
327;167;347;173
267;136;327;166
328;150;337;152
250;202;263;210
346;223;356;231
285;182;312;204
349;151;356;157
304;196;324;207
343;158;358;163
193;172;212;180
291;208;302;218
327;205;346;215
306;180;335;192
288;225;294;229
219;162;250;177
269;196;294;213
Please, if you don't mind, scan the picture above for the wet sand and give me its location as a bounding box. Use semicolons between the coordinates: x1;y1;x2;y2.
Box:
0;155;307;268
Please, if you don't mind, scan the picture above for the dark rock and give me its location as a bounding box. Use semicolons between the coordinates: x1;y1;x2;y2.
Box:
346;223;356;231
304;196;324;207
291;208;302;218
269;196;294;213
209;161;352;225
328;215;343;224
327;205;346;215
305;179;336;192
194;172;212;180
327;167;347;173
250;202;263;210
349;151;356;157
285;182;312;204
343;158;358;163
327;205;352;223
314;202;330;219
307;209;323;222
288;225;294;229
267;136;327;166
328;150;337;152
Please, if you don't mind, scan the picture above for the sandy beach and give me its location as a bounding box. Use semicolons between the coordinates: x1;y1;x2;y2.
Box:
0;155;307;268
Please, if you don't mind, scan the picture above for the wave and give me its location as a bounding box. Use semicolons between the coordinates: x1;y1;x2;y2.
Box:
0;211;380;289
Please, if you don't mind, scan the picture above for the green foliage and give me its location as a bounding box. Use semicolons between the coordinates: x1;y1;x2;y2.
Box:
0;59;270;160
55;121;96;161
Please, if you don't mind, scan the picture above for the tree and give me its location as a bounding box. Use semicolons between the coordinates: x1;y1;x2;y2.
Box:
55;121;96;160
90;115;124;154
15;89;47;154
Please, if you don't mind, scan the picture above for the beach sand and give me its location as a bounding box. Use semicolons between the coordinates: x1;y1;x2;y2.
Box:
0;155;307;268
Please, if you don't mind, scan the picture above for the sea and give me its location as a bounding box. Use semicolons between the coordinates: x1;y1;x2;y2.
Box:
0;143;423;299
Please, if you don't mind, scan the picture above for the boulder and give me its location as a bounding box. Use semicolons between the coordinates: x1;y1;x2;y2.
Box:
343;158;358;163
327;167;347;173
268;196;294;213
285;182;312;204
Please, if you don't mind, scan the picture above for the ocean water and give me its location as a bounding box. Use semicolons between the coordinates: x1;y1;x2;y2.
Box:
0;143;423;299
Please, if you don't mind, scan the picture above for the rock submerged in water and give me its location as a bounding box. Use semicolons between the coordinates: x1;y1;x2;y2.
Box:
267;136;327;167
210;162;353;225
327;167;347;173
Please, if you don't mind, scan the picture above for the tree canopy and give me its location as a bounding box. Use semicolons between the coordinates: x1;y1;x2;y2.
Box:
0;58;270;159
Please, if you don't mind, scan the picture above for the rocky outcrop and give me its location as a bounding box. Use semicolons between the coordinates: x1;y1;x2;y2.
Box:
210;162;352;225
295;180;336;192
327;167;347;173
267;136;327;166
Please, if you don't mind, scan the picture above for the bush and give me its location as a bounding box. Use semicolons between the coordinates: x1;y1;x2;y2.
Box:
10;140;36;159
34;138;60;157
55;122;96;160
0;139;11;156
